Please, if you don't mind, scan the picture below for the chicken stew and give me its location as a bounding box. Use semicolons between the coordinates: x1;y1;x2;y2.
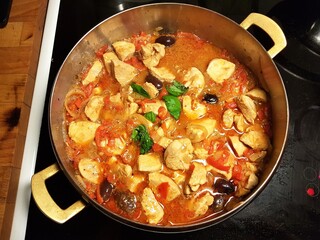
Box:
64;30;272;226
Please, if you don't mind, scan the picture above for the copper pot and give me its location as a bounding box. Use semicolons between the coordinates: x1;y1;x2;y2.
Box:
31;3;289;233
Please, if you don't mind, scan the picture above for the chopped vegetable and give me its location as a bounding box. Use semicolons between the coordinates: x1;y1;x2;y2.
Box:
166;80;188;96
144;111;156;123
131;83;151;98
162;95;181;120
131;124;154;154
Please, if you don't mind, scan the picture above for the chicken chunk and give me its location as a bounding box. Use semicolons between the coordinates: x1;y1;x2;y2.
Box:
229;135;248;157
78;158;101;184
107;156;132;180
142;100;166;115
127;174;145;193
236;95;257;124
182;95;207;120
246;88;267;102
222;109;236;129
186;118;217;143
112;41;135;61
111;59;138;86
141;43;165;68
149;66;175;83
102;51;119;74
187;192;214;218
141;187;164;224
185;162;207;194
206;58;235;84
245;172;259;190
148;172;181;201
138;152;162;172
240;130;270;150
100;136;126;155
143;82;159;99
68;121;100;145
82;60;103;86
248;150;267;162
164;138;194;170
126;102;139;116
183;67;205;97
234;114;247;132
84;96;104;122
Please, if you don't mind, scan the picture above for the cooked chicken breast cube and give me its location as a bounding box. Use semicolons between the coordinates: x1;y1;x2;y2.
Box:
183;67;205;97
82;60;103;86
186;162;207;193
236;95;257;124
141;187;164;224
240;130;270;150
126;102;139;116
112;41;135;61
141;43;165;68
222;109;236;129
107;156;132;179
142;100;166;115
164;138;194;170
246;88;267;102
99;136;127;156
186;118;217;143
206;58;235;83
68;121;100;145
149;66;175;82
143;82;159;99
245;172;258;190
85;96;104;122
188;192;214;218
102;51;119;74
234;114;247;132
138;153;162;172
248;150;267;162
78;158;101;184
148;172;181;201
127;174;145;193
194;145;209;159
111;59;138;86
157;136;173;148
182;95;207;120
229;135;248;157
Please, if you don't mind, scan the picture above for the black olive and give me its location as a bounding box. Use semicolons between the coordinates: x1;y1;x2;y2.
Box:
99;179;114;202
146;74;163;90
214;178;235;194
155;35;176;47
212;194;225;212
203;93;218;104
114;191;137;213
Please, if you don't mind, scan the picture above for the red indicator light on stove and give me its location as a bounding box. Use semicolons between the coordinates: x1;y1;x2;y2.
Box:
306;187;315;197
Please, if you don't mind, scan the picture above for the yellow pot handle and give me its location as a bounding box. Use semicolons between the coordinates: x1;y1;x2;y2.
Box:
240;13;287;58
31;163;86;224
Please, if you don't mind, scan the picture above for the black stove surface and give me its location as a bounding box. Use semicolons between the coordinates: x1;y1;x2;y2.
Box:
25;0;320;239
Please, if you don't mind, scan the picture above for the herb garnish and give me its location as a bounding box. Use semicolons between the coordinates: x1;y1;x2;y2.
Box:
131;83;150;99
166;80;188;97
131;124;153;154
144;111;156;123
162;95;181;120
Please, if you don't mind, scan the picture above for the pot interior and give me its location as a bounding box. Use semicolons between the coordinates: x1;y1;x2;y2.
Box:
49;3;288;232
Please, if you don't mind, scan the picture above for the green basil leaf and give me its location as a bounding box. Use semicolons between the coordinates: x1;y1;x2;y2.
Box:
163;95;181;120
131;83;151;99
144;111;156;123
166;80;188;97
131;124;153;154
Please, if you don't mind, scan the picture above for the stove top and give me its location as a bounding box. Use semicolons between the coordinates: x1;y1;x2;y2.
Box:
12;0;320;239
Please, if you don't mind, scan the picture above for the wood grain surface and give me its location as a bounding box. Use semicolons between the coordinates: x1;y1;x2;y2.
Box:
0;0;48;239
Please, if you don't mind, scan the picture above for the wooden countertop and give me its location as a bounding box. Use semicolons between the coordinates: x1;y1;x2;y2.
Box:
0;0;48;239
